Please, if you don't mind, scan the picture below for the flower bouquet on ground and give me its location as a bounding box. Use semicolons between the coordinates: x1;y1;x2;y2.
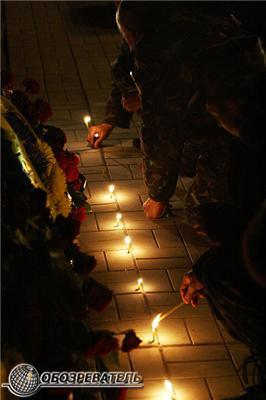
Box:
1;73;142;400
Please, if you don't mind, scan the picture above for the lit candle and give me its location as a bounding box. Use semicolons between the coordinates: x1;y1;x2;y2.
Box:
84;115;92;128
91;132;100;145
152;313;161;333
148;313;161;343
115;212;122;227
108;184;115;199
129;70;141;95
124;235;132;253
164;380;176;400
137;277;143;291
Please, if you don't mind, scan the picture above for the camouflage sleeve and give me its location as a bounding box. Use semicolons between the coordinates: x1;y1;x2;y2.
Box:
135;33;186;202
103;42;135;129
103;84;132;128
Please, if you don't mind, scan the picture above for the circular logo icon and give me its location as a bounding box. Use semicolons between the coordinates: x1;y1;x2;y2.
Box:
8;363;40;397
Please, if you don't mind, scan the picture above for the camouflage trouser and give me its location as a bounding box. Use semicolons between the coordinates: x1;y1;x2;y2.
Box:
183;134;233;227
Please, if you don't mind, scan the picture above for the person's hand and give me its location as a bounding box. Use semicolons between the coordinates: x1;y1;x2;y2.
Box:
87;123;113;149
143;198;167;219
121;90;141;113
180;271;206;308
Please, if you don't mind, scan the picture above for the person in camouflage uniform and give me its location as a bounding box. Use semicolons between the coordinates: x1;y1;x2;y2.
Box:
180;39;266;400
88;2;244;219
87;40;139;149
125;2;246;219
103;42;136;129
184;35;266;232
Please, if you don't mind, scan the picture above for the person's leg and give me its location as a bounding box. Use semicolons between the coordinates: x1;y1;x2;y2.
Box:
184;133;233;230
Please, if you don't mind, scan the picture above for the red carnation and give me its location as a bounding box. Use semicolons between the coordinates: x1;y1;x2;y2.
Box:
70;206;87;223
56;150;68;170
121;330;142;352
56;150;79;182
83;278;113;311
22;77;40;94
85;331;119;358
1;70;15;90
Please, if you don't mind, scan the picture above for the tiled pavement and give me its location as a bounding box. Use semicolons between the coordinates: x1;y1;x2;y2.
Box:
4;2;250;399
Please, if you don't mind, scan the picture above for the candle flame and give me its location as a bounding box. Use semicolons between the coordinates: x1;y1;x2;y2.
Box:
109;184;115;194
124;235;132;246
116;213;122;221
84;115;91;127
152;313;162;330
164;380;174;394
137;278;143;286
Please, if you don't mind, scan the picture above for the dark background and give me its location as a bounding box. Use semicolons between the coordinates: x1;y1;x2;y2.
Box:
67;1;266;42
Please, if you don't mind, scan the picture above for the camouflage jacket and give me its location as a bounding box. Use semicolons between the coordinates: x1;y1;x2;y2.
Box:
133;6;246;202
103;42;135;129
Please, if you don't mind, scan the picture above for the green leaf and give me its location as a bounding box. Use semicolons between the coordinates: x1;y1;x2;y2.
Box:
83;202;91;213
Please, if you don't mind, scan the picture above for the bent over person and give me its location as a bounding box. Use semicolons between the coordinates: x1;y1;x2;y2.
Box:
180;37;266;400
88;2;244;219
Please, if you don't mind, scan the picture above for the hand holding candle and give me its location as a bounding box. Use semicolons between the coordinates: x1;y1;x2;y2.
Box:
87;123;113;148
84;114;99;147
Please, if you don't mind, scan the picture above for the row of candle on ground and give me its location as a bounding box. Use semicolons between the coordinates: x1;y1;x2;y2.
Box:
84;116;181;397
109;184;185;344
108;184;185;344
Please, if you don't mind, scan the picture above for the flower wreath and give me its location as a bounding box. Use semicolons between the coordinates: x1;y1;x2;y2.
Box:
1;96;71;219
